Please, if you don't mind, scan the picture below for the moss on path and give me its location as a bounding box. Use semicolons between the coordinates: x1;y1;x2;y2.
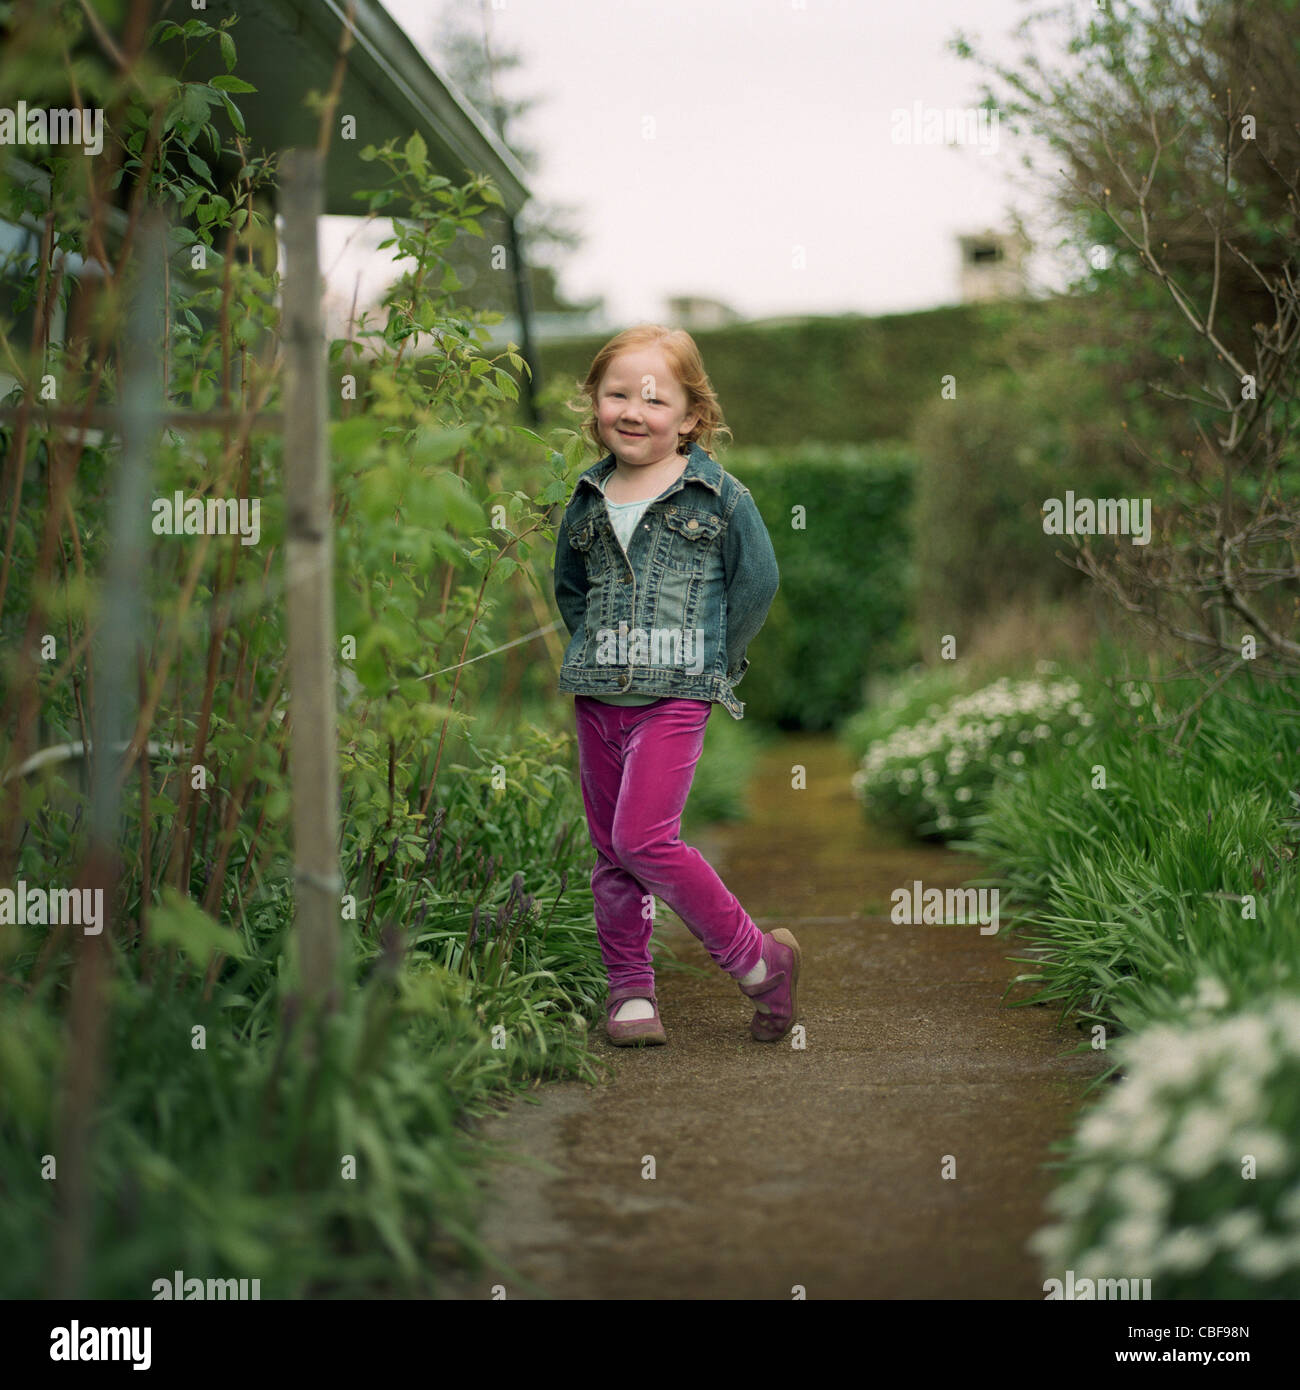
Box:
441;732;1108;1299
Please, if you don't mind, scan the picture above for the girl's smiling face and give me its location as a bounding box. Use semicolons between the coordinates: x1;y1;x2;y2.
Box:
596;348;700;469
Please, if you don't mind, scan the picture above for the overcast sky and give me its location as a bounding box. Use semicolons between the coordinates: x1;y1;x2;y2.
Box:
320;0;1084;329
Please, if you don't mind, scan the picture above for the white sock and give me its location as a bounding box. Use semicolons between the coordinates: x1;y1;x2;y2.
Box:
739;957;767;987
613;997;656;1022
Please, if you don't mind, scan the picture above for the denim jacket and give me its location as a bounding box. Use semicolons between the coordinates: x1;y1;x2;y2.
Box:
552;441;780;719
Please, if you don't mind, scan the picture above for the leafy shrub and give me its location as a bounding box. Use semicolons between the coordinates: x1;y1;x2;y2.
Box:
1031;988;1300;1297
850;663;1102;838
734;441;918;731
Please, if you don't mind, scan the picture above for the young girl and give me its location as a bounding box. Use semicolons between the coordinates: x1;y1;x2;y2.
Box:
552;324;799;1047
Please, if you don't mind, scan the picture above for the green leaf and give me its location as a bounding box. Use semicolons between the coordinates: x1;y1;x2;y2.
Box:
436;471;486;533
217;91;245;136
404;131;428;173
410;424;470;467
150;886;250;967
210;74;257;93
562;432;588;472
181;84;214;125
219;30;237;72
331;415;382;464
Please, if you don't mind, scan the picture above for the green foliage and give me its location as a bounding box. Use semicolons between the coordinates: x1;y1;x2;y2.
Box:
909;310;1141;638
726;441;917;731
681;707;772;833
538;302;1042;449
850;664;1100;839
961;670;1300;1033
0;7;614;1299
852;650;1300;1295
1030;987;1300;1297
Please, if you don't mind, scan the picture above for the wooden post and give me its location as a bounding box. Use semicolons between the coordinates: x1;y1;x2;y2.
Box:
51;211;165;1296
279;149;341;1021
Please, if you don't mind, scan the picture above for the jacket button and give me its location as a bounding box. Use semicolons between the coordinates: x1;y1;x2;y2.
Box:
687;518;699;530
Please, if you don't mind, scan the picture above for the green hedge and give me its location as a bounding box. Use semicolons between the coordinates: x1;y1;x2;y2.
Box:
534;302;1039;448
721;442;917;731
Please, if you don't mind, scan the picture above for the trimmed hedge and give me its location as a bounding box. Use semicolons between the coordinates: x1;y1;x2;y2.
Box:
721;442;917;731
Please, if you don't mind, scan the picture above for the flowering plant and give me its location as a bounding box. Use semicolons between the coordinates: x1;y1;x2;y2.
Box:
1030;989;1300;1296
851;664;1136;838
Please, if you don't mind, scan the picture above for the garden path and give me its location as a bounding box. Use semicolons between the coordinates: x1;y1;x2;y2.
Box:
440;730;1109;1298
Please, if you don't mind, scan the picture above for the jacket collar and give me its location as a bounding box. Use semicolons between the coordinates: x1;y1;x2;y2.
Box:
575;440;722;499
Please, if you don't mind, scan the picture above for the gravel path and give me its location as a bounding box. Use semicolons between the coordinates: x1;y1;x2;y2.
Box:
439;731;1107;1299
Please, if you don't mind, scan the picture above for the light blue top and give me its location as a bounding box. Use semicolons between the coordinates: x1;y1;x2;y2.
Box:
591;482;662;706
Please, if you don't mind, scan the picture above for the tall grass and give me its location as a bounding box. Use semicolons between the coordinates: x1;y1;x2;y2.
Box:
959;671;1300;1042
958;667;1300;1296
0;716;623;1299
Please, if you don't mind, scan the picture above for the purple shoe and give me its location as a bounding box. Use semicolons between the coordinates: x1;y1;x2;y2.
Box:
737;929;801;1042
604;985;667;1046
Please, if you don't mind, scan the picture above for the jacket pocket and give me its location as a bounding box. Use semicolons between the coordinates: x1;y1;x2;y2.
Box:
568;514;598;552
660;507;723;571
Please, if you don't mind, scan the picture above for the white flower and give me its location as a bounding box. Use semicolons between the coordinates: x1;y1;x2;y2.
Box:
1122;1109;1169;1156
1268;998;1300;1056
1232;1237;1294;1279
1027;1222;1071;1265
1108;1214;1161;1260
1111;1164;1172;1216
1229;1128;1289;1172
1214;1067;1261;1122
1131;1025;1203;1090
1078;1110;1121;1151
1163;1106;1230;1179
1215;1016;1279;1078
1155;1227;1214;1273
954;786;972;802
1193;977;1229;1011
1211;1208;1261;1248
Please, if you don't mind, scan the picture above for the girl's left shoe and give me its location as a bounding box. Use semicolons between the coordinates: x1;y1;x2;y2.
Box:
738;928;802;1041
604;986;667;1046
